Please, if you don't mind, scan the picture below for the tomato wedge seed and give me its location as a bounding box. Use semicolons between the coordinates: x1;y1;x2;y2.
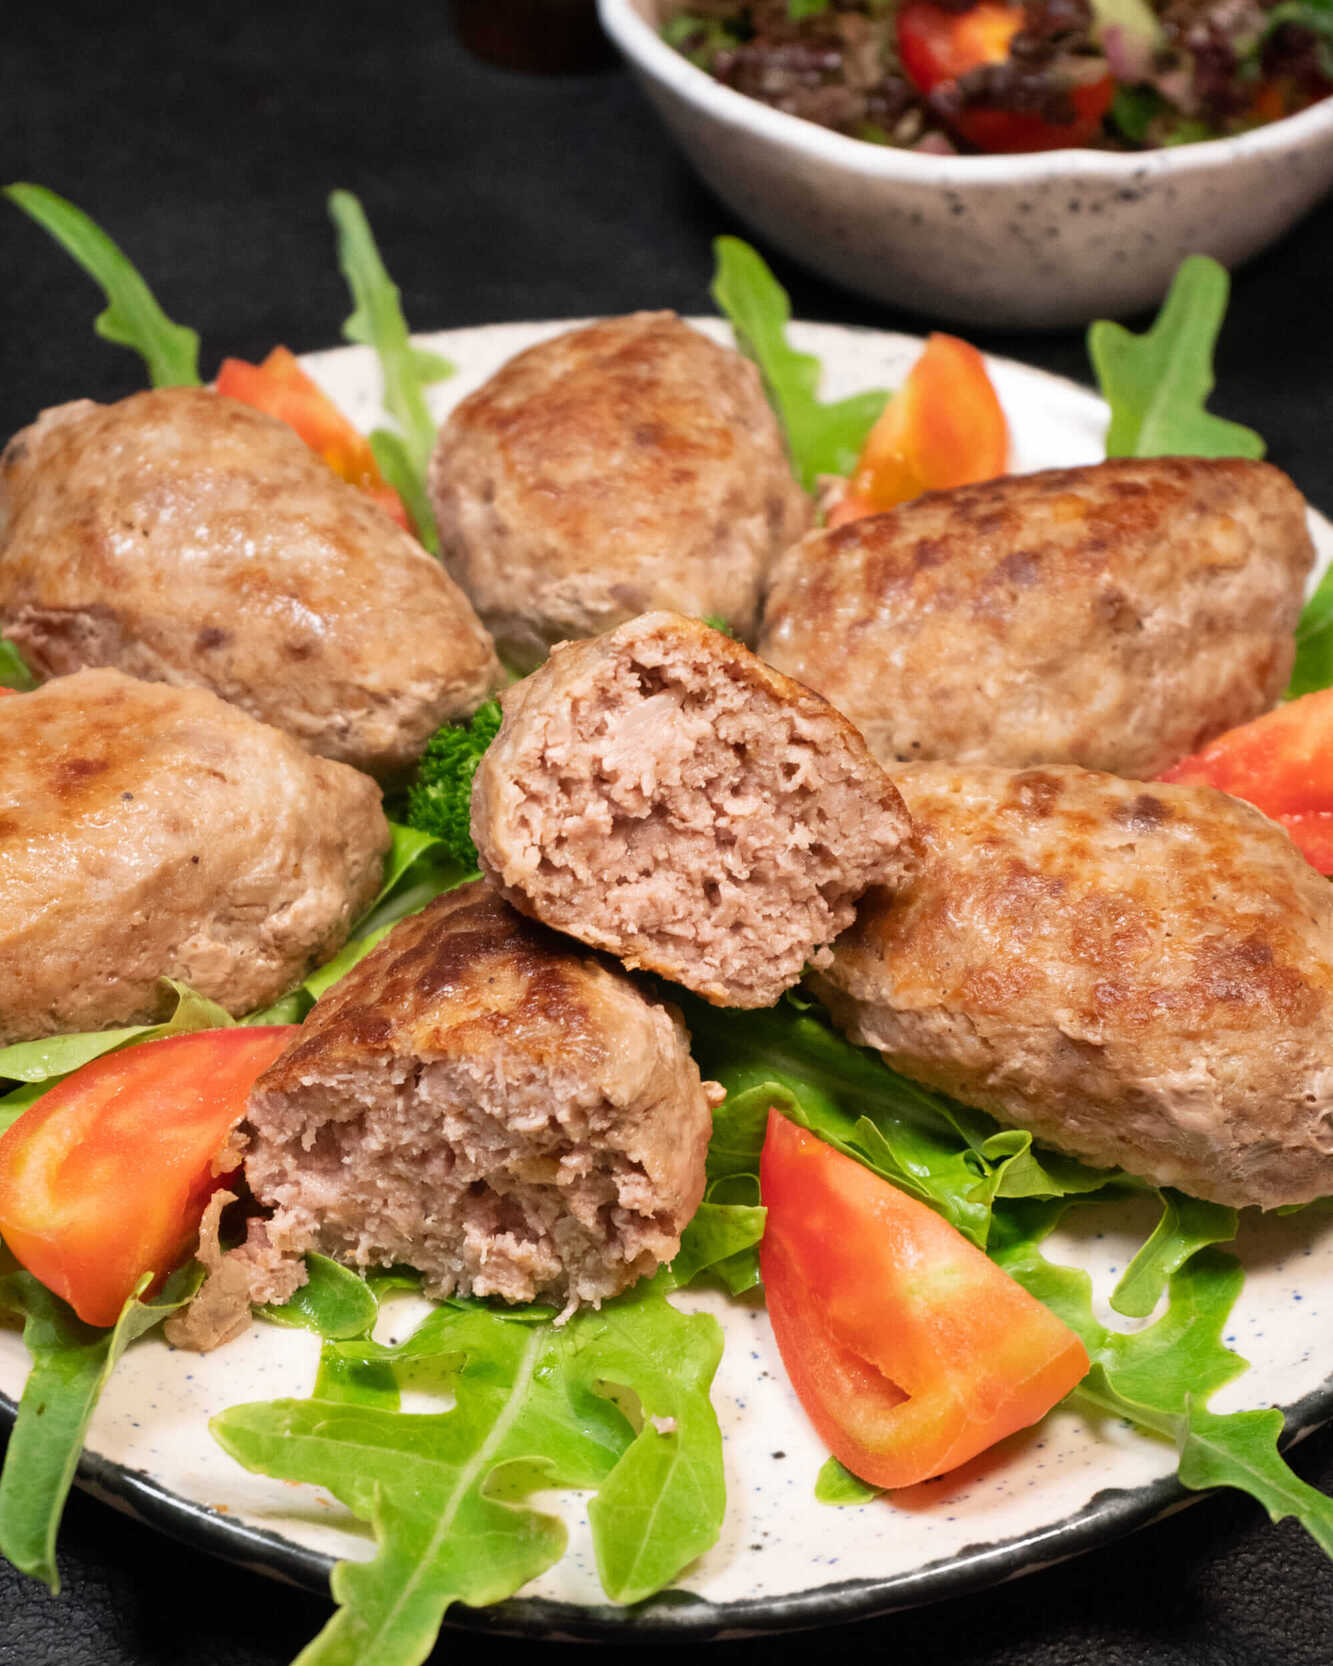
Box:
0;1026;299;1327
759;1110;1089;1490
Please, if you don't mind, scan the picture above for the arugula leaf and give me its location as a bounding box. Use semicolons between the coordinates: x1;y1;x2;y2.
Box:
711;237;890;491
213;1279;724;1663
682;994;1124;1251
815;1456;881;1505
0;980;232;1086
669;1200;766;1294
0;1264;199;1591
328;190;452;555
1087;255;1265;460
259;1255;380;1342
693;996;1333;1554
1178;1408;1333;1555
994;1203;1333;1552
1111;1191;1237;1319
5;184;201;388
1289;563;1333;699
0;640;35;693
367;430;440;556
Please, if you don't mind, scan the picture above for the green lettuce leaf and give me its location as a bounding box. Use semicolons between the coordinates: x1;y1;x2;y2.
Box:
0;1264;199;1591
213;1277;725;1665
1110;1191;1237;1319
0;981;233;1086
0;640;35;692
815;1456;880;1505
711;236;889;491
328;190;452;554
1088;255;1265;460
259;1255;380;1342
1289;563;1333;699
682;993;1126;1252
5;184;201;388
994;1201;1333;1552
669;1200;767;1294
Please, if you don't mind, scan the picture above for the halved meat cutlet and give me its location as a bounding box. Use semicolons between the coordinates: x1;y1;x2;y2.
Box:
239;881;715;1313
471;612;916;1008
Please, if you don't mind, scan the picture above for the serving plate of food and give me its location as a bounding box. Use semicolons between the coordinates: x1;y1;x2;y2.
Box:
1;189;1332;1665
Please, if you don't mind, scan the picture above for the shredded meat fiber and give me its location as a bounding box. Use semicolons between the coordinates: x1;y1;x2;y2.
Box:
471;612;916;1008
237;883;715;1316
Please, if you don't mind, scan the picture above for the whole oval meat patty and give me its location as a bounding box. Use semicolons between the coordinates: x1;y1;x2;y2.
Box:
759;458;1314;778
242;881;714;1310
427;312;809;668
810;763;1333;1208
471;612;916;1009
0;669;389;1044
0;387;502;780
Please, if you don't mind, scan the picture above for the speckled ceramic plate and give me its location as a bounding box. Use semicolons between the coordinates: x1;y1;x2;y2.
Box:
3;321;1332;1638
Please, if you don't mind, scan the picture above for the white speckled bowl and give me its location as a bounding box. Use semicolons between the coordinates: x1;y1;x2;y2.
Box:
599;0;1333;329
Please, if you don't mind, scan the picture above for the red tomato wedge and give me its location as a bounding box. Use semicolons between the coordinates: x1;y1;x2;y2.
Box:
759;1111;1089;1489
0;1027;298;1327
215;346;411;529
896;1;1114;153
1159;689;1333;874
827;334;1009;527
897;0;1026;88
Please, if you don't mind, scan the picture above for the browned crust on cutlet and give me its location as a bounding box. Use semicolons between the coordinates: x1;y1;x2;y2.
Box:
0;387;502;780
264;883;623;1086
759;458;1313;778
811;762;1333;1209
0;666;389;1041
428;314;809;667
243;881;713;1309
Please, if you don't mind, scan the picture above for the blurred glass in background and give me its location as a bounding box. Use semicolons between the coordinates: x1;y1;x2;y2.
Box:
450;0;613;72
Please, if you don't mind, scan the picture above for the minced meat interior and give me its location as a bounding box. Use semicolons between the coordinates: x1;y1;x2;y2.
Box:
661;0;1332;153
476;618;914;1007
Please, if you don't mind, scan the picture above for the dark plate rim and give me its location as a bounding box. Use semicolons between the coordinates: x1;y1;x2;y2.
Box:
2;1371;1331;1640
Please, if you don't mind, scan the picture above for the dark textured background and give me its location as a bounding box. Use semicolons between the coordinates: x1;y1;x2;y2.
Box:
2;6;1333;1663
